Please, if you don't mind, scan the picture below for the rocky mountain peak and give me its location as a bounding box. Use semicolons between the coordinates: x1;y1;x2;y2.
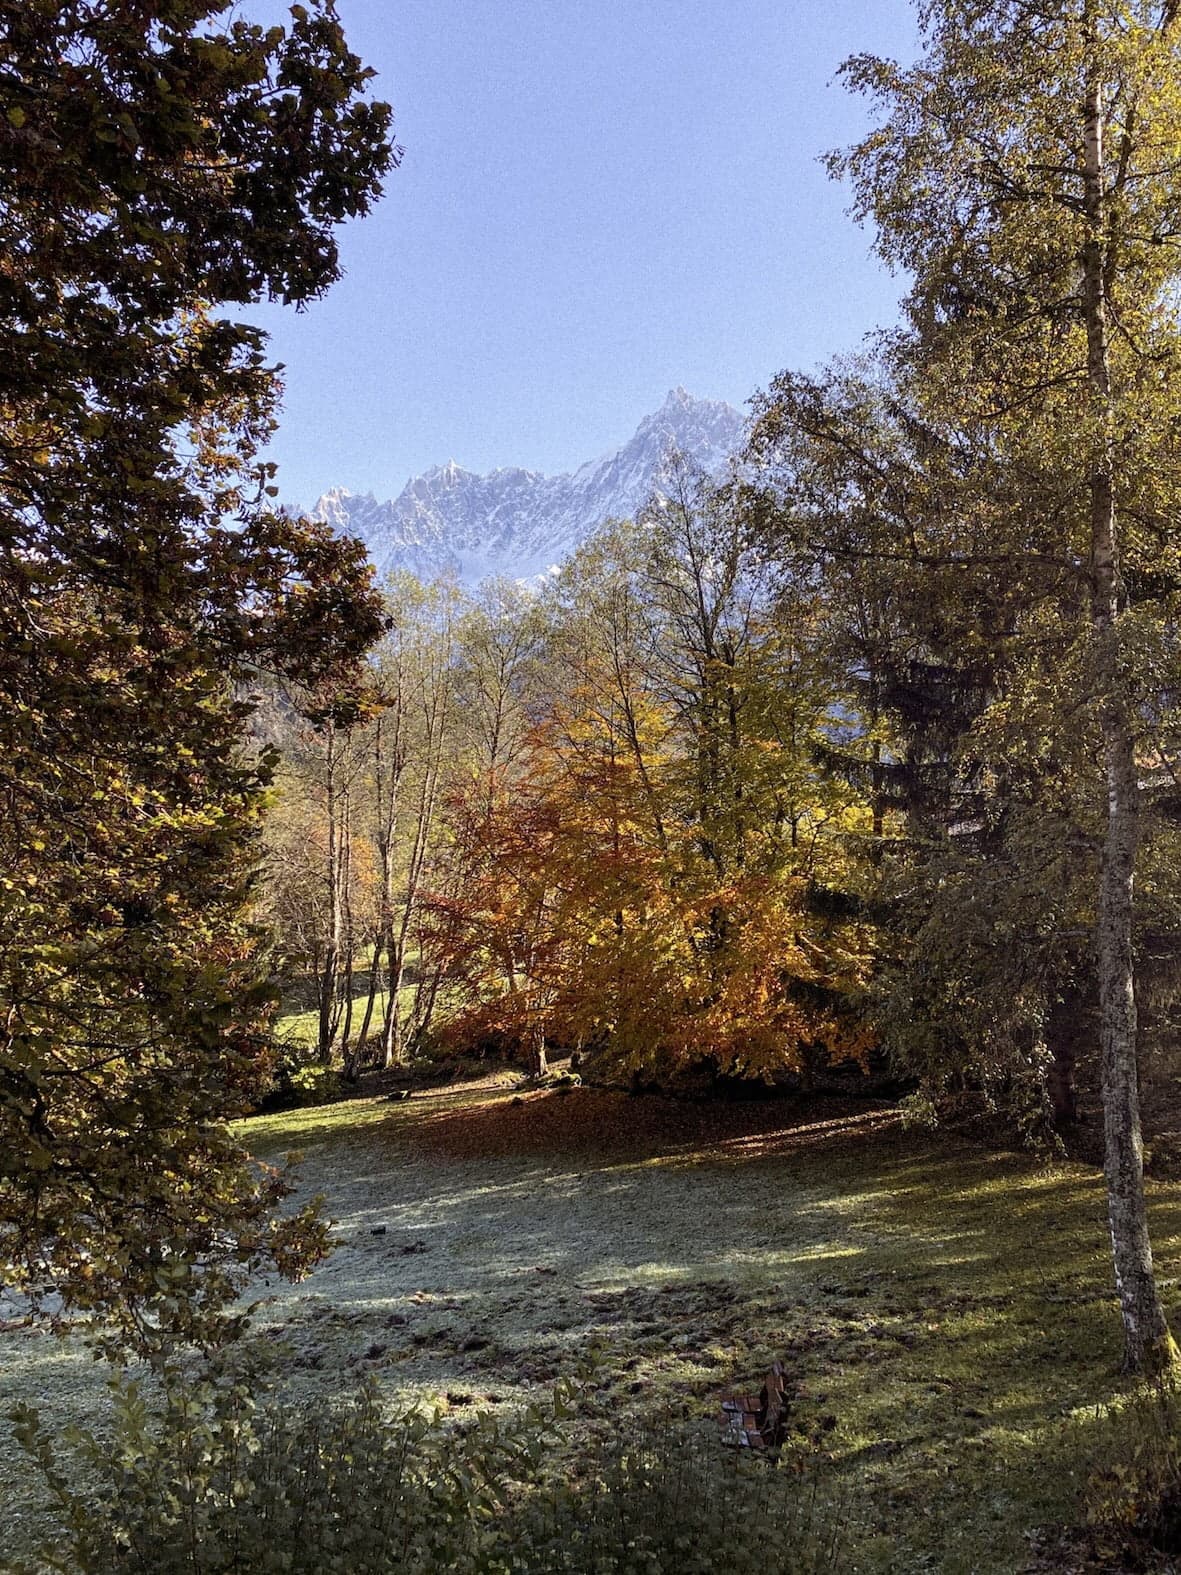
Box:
304;391;746;586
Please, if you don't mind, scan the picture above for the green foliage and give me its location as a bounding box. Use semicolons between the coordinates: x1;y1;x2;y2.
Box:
264;1037;343;1111
11;1371;530;1575
752;0;1181;1371
0;0;395;1346
514;1428;842;1574
9;1371;841;1575
1086;1379;1181;1563
749;4;1181;1135
285;1062;342;1109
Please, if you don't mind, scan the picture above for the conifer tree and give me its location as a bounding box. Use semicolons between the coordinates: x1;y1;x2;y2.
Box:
756;0;1181;1371
0;1;394;1346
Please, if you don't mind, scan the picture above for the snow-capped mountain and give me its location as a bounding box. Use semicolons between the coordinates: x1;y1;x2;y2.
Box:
306;389;746;584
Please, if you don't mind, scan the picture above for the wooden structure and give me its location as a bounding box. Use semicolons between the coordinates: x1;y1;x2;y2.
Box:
719;1360;789;1449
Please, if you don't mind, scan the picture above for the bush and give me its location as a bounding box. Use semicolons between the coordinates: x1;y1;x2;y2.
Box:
11;1371;842;1574
11;1372;557;1575
1085;1376;1181;1564
260;1038;342;1111
287;1061;342;1106
517;1425;843;1574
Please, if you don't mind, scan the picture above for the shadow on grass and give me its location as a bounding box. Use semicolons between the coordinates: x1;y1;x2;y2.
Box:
238;1079;1181;1569
395;1091;1181;1513
7;1084;1175;1575
403;1085;904;1165
250;1085;905;1169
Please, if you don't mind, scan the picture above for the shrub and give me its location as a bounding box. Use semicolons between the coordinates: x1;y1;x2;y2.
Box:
260;1038;343;1112
518;1425;844;1574
287;1061;342;1107
1085;1376;1181;1564
11;1372;558;1575
11;1371;842;1574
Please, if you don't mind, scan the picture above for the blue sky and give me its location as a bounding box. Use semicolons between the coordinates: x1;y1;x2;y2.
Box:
249;1;918;505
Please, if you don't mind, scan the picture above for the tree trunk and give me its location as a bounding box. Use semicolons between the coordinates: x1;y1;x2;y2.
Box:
372;711;400;1069
349;936;384;1082
381;943;407;1068
338;787;357;1056
317;725;343;1063
412;946;446;1049
1082;56;1175;1372
528;1021;548;1079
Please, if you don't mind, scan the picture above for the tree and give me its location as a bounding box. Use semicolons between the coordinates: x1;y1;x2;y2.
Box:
0;0;395;1347
756;0;1181;1371
747;363;1097;1129
436;500;875;1085
430;581;549;1071
453;578;546;802
362;575;460;1070
268;706;379;1067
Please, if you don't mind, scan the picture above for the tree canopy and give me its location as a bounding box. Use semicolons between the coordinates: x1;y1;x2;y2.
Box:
0;0;395;1347
750;0;1181;1372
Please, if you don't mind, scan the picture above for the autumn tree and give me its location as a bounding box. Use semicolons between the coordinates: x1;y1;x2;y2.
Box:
754;0;1181;1371
438;496;875;1085
354;574;461;1070
434;585;554;1077
453;578;547;797
0;0;394;1346
266;707;379;1067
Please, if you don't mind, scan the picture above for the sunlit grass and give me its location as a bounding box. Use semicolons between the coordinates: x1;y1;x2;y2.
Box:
272;963;456;1053
241;1086;1179;1571
5;1080;1179;1571
274;990;397;1048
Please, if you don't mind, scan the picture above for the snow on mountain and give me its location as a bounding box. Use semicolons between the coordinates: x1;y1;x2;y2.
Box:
304;389;746;585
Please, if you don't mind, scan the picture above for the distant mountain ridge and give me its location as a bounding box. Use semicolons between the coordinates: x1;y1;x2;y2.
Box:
305;389;746;584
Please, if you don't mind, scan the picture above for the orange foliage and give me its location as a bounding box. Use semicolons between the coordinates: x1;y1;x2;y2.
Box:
429;711;875;1080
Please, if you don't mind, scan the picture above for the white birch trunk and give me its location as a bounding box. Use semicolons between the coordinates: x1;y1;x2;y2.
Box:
1082;50;1175;1372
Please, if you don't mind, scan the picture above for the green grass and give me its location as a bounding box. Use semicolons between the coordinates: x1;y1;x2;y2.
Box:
273;963;448;1050
4;1080;1178;1571
274;989;395;1048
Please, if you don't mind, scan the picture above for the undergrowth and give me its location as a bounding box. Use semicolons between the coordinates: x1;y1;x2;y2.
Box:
1086;1376;1181;1568
9;1368;841;1575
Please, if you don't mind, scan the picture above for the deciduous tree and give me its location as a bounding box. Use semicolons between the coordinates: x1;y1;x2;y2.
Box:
755;0;1181;1371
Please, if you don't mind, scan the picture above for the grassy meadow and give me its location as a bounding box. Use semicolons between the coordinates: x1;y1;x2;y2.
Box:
3;1077;1179;1572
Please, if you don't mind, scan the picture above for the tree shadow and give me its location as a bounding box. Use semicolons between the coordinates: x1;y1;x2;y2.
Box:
401;1084;903;1166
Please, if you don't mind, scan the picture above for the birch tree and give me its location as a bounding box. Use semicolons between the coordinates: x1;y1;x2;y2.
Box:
823;0;1181;1371
359;576;460;1070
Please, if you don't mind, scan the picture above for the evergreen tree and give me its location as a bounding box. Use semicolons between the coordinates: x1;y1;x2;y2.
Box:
755;0;1181;1371
0;0;394;1347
